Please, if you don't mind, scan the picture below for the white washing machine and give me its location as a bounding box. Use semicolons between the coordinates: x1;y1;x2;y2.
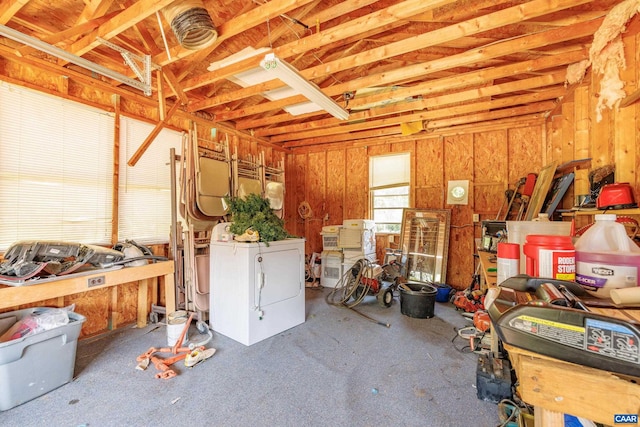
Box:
209;238;306;346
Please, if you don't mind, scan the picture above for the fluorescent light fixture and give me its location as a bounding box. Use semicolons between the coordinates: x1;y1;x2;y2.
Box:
0;24;153;96
260;53;349;120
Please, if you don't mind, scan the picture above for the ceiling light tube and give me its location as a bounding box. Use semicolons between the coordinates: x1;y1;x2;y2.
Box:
0;24;153;95
260;53;349;120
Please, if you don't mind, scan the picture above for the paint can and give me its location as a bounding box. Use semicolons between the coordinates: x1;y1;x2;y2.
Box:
523;235;575;281
497;242;520;285
166;310;189;347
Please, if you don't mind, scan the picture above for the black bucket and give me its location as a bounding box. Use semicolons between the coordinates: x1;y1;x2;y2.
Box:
400;282;437;318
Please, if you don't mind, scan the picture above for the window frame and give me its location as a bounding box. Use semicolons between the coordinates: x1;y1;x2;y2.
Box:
369;152;411;234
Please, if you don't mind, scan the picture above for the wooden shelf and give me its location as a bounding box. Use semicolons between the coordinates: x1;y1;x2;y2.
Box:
562;208;640;217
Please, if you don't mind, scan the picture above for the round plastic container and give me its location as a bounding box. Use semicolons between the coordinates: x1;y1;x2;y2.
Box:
575;214;640;298
400;283;437;318
523;235;575;281
434;283;452;303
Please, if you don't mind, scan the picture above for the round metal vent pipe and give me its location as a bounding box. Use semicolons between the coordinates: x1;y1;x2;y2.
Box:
163;0;217;50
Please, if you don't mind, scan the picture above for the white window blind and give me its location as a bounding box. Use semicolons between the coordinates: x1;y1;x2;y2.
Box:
369;153;411;233
0;82;114;251
370;153;410;187
118;117;182;244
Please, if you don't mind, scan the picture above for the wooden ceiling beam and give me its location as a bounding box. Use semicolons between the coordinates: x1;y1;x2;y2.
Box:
0;0;30;25
261;71;566;139
15;11;120;57
183;0;454;96
213;16;601;122
68;0;175;57
278;92;561;145
153;0;322;67
235;49;587;131
283;96;557;148
190;0;595;113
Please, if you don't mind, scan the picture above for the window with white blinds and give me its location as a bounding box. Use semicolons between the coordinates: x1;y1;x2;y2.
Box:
118;117;182;244
0;82;114;251
369;152;411;234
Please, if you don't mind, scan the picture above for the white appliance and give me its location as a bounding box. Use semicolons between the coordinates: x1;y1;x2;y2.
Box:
209;238;306;346
320;250;343;288
340;219;376;271
321;225;341;251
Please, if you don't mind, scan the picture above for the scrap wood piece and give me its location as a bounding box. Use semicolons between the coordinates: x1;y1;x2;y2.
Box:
127;101;181;166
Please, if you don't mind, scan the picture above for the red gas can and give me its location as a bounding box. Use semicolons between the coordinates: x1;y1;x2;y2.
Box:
523;234;575;281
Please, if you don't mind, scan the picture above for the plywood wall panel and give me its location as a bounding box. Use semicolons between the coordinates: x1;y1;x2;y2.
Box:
416;187;444;209
326;150;346;226
474;131;507;183
473;131;507;215
444;134;473;182
447;223;474;290
573;86;591;198
416;137;444;189
507;126;544;183
293;153;308;241
68;289;111;335
392;141;416;154
590;73;614;169
344;147;368;220
284;153;298;236
615;34;638;186
307;151;327;253
475;184;504;215
368;143;390;157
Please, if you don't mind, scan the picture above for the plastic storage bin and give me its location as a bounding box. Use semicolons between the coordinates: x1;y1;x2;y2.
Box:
0;308;86;411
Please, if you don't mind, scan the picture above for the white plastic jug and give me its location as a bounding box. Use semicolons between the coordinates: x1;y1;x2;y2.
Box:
575;214;640;298
574;214;640;253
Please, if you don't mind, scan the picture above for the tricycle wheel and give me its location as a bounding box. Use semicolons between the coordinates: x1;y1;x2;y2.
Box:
377;287;393;307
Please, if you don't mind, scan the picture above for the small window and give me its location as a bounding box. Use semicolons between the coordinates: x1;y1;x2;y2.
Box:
369;153;410;233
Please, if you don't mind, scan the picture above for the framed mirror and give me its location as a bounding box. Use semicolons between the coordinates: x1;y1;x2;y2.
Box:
399;209;451;284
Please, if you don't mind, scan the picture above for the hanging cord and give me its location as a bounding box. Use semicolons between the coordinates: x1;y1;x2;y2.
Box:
325;258;391;328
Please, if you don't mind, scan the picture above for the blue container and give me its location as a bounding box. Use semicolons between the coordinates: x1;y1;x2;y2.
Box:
435;283;452;303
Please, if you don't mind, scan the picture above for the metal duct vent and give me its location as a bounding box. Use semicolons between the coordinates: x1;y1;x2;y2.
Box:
163;0;217;50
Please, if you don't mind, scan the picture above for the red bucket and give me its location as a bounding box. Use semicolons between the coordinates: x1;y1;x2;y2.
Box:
523;234;575;281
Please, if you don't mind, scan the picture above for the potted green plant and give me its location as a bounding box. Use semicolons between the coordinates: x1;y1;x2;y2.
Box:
225;194;294;244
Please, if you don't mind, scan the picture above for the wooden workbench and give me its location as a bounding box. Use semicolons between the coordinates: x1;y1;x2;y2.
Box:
477;250;497;290
0;261;175;329
479;249;640;426
504;343;640;427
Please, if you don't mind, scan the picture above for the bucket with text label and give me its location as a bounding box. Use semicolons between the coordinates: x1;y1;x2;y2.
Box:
523;234;575;281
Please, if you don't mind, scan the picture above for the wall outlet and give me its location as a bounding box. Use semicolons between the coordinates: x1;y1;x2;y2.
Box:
88;275;105;287
472;213;480;223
